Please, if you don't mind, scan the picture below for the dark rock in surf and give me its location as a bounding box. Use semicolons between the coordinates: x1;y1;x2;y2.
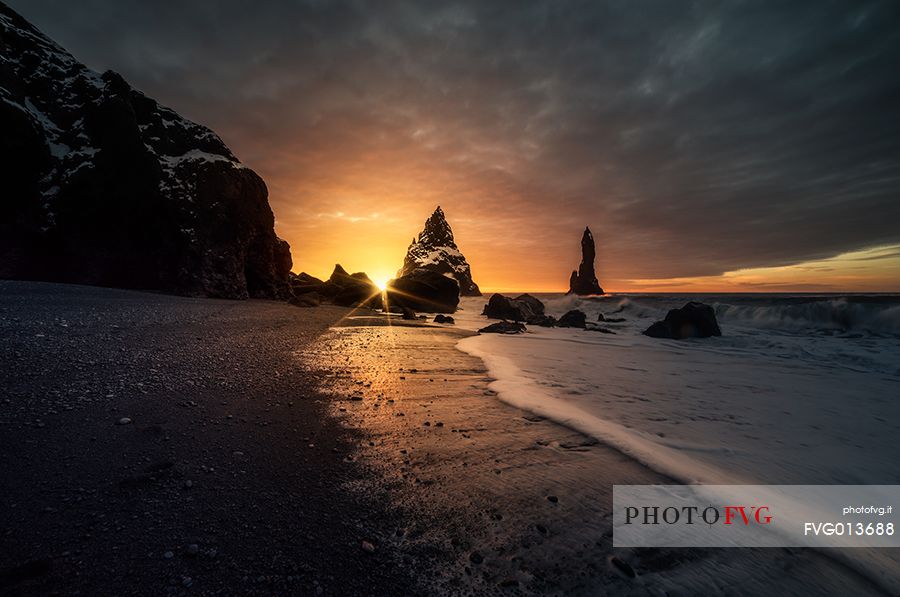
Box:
401;307;417;320
482;293;547;323
567;227;604;296
527;314;557;327
557;309;587;328
0;4;290;299
433;314;455;324
643;301;722;339
386;268;459;313
478;321;526;334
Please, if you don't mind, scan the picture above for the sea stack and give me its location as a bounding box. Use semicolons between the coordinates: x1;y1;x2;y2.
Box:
396;206;481;296
0;4;291;299
567;227;604;295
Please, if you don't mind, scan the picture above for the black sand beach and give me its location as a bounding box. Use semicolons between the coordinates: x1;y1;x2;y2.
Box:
0;282;888;596
0;281;413;596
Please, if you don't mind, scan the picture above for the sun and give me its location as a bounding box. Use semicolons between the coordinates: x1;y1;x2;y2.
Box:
374;278;389;291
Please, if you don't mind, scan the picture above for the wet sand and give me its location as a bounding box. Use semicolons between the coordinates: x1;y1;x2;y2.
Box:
312;317;886;596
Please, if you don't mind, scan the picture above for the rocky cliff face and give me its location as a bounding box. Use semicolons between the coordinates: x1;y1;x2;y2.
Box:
0;3;291;298
397;206;480;296
567;227;604;295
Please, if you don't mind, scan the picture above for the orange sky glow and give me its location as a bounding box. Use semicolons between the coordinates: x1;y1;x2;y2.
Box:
14;1;900;296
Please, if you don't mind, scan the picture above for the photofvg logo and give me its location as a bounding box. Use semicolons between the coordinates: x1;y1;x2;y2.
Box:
613;485;900;548
624;503;772;527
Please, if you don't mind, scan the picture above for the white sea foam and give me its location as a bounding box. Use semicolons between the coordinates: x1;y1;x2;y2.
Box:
448;293;900;590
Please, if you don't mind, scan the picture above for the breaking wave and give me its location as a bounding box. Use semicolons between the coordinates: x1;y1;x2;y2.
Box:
531;293;900;336
713;297;900;335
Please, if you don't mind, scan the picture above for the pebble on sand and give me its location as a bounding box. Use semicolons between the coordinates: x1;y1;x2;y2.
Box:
361;540;376;554
608;555;636;579
116;417;132;425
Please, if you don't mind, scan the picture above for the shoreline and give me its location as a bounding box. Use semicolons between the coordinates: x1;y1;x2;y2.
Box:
0;281;890;596
312;316;886;595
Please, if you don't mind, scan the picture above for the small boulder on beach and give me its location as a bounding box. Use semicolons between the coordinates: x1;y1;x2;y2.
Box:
643;301;722;339
433;314;455;324
478;321;526;334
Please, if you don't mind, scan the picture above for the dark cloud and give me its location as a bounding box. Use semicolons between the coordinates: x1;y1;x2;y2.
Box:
8;0;900;284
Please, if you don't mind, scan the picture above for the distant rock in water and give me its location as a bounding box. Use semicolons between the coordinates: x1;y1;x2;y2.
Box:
643;302;722;339
387;268;459;313
0;4;290;298
397;206;481;296
433;314;455;324
567;227;604;296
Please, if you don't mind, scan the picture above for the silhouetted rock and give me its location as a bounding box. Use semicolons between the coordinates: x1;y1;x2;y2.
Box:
567;227;604;296
386;268;459;313
643;302;722;339
585;323;615;334
321;265;382;308
397;206;481;296
0;5;290;298
433;314;455;324
557;309;587;328
401;307;417;320
288;292;320;308
482;293;546;322
527;315;557;327
289;272;325;295
478;321;526;334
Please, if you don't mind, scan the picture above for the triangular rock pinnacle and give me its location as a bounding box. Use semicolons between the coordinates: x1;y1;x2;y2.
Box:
396;206;481;296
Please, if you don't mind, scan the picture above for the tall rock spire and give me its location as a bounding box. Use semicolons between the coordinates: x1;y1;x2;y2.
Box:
567;227;604;295
397;206;481;296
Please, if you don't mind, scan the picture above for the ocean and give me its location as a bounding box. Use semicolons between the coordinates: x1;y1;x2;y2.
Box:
451;293;900;589
453;293;900;486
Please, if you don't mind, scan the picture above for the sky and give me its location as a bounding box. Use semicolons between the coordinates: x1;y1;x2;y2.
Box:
9;0;900;292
